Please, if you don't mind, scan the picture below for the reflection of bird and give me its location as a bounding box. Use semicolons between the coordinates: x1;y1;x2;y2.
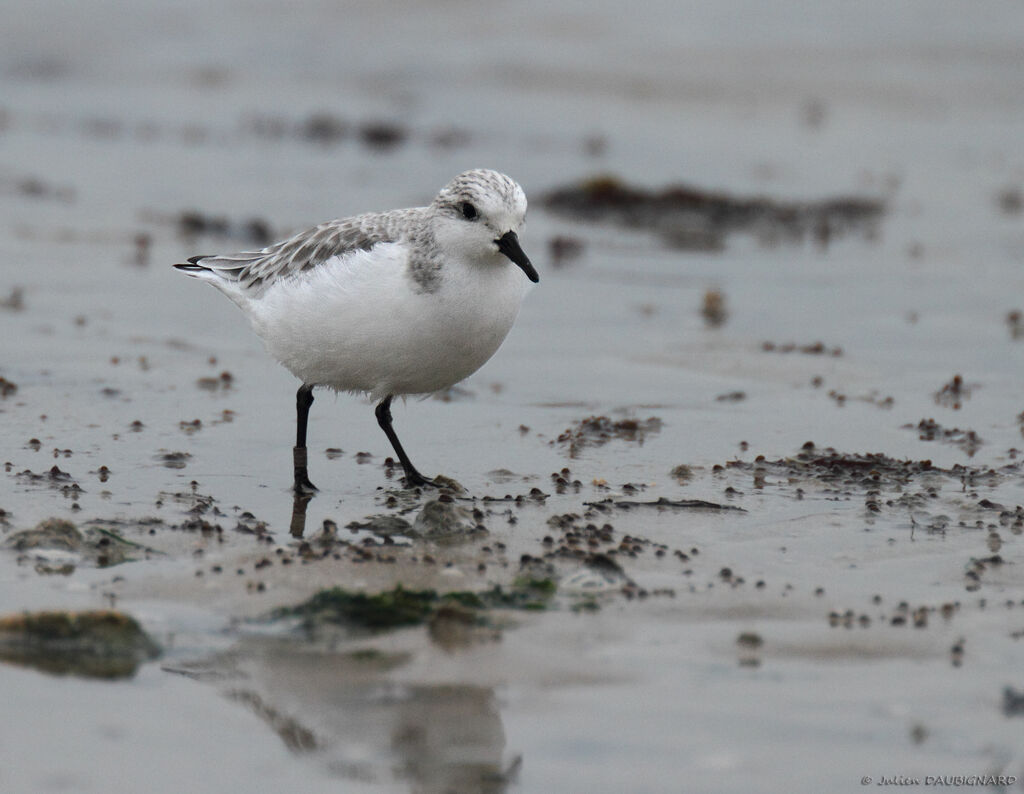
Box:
176;169;537;492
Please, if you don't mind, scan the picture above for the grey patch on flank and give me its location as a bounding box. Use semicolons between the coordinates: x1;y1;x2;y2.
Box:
405;226;443;294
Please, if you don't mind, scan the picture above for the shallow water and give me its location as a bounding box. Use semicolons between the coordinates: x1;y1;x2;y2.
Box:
2;1;1024;792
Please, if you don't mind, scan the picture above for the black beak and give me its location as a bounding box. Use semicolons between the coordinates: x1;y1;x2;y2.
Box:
495;231;539;283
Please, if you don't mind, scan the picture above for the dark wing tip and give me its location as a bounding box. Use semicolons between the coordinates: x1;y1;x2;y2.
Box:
174;255;213;272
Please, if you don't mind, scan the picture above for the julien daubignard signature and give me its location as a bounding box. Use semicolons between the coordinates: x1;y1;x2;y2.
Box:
863;775;1017;787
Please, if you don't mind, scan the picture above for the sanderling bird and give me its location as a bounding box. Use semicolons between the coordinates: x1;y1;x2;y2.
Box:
175;169;538;493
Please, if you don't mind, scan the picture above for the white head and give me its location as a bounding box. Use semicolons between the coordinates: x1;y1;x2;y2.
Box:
430;169;538;283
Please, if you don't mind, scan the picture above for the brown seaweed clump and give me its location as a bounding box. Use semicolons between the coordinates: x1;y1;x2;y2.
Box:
541;175;884;250
0;610;160;679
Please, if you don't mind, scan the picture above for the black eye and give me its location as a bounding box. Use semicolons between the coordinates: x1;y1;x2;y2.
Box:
460;202;478;220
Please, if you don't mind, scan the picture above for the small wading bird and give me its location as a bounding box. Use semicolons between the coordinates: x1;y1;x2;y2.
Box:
175;169;537;494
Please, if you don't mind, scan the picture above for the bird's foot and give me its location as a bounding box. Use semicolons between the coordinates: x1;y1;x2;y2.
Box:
402;470;464;493
293;446;319;494
293;474;319;495
402;469;439;489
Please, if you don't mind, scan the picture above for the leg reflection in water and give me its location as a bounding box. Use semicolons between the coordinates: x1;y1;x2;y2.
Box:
289;491;313;538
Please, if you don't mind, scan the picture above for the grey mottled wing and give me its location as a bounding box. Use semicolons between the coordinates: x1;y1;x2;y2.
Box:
188;208;422;292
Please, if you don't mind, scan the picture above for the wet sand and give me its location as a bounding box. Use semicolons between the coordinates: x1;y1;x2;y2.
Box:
2;1;1024;792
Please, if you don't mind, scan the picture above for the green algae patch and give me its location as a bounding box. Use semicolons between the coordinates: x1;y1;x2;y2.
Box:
479;578;557;611
273;581;558;634
0;610;161;679
278;586;440;631
438;579;557;612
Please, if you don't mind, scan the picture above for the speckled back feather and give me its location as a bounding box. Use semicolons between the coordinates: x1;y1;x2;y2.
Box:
185;208;423;293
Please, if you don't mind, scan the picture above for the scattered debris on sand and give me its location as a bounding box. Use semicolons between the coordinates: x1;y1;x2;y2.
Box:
996;187;1023;216
934;374;974;410
701;289;727;327
196;371;234;391
244;112;458;153
669;464;694;484
2;174;76;203
585;497;744;512
821;388;894;410
736;631;764;667
0;287;24;311
1006;310;1023;340
358;120;408;151
1004;686;1024;717
762;340;843;356
906;418;983;457
548;235;585;268
14;467;82;502
155;451;191;469
2;517;161;570
177;210;273;246
718;443;943;492
554;415;662;458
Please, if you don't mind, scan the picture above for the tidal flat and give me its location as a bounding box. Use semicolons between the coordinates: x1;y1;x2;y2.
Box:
2;1;1024;792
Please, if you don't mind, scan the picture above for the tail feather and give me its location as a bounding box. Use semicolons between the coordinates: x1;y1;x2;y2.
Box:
173;255;251;308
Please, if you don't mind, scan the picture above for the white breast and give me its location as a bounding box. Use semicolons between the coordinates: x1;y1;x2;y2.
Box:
245;243;529;399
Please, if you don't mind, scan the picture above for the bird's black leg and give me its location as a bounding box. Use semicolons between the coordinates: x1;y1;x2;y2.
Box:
293;384;318;494
375;395;438;488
